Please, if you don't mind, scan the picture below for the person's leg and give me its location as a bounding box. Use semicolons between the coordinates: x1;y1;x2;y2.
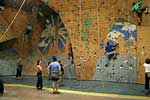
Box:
135;11;142;25
105;54;109;67
1;83;4;95
36;76;40;89
39;76;43;89
145;73;149;95
105;51;117;66
48;73;51;80
16;69;19;79
18;71;21;79
56;81;60;94
52;81;56;93
59;75;64;86
20;70;22;78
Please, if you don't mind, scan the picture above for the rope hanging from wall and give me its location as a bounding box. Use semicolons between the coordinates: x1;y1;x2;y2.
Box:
0;0;26;41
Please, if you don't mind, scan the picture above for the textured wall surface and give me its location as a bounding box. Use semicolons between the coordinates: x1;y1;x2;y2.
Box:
93;55;136;83
0;60;17;75
0;0;150;83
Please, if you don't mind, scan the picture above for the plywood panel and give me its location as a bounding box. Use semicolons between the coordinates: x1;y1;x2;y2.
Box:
7;0;148;82
137;26;150;83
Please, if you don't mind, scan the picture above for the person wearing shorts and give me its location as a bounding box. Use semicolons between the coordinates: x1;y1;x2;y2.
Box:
47;56;61;94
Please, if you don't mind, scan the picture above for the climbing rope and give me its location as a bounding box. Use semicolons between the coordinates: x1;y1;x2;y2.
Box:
0;0;26;41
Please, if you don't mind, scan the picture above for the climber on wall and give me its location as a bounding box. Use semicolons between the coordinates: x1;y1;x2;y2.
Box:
132;1;148;25
105;42;119;67
25;22;33;41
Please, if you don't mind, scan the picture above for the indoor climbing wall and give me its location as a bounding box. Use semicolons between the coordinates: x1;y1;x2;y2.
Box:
43;0;139;81
0;21;6;37
38;9;68;53
94;55;136;82
0;5;43;75
1;0;150;83
0;48;19;75
38;26;51;52
136;0;150;83
0;59;17;75
94;18;137;82
44;0;131;80
137;26;150;83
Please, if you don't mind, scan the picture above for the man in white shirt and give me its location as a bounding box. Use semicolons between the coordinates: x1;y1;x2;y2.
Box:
143;58;150;95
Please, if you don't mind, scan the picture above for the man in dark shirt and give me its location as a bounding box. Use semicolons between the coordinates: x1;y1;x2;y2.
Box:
132;1;148;25
105;42;118;67
58;60;64;86
16;57;23;79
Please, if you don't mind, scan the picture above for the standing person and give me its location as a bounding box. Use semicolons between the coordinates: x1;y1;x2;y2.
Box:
132;1;148;25
105;42;118;67
144;58;150;95
58;60;64;86
47;56;61;94
0;79;4;96
36;60;43;90
16;57;23;79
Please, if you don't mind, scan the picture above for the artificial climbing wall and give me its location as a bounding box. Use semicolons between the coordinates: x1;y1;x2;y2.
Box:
1;0;150;83
42;0;150;83
0;0;70;76
42;0;128;80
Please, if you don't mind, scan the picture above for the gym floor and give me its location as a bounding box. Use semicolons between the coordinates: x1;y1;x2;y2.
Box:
0;76;150;100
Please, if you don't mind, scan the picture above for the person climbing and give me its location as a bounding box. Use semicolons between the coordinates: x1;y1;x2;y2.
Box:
0;79;4;96
31;4;38;21
105;42;118;67
58;60;64;86
47;56;61;94
144;58;150;95
25;22;33;40
36;60;43;90
16;57;23;79
132;1;148;25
